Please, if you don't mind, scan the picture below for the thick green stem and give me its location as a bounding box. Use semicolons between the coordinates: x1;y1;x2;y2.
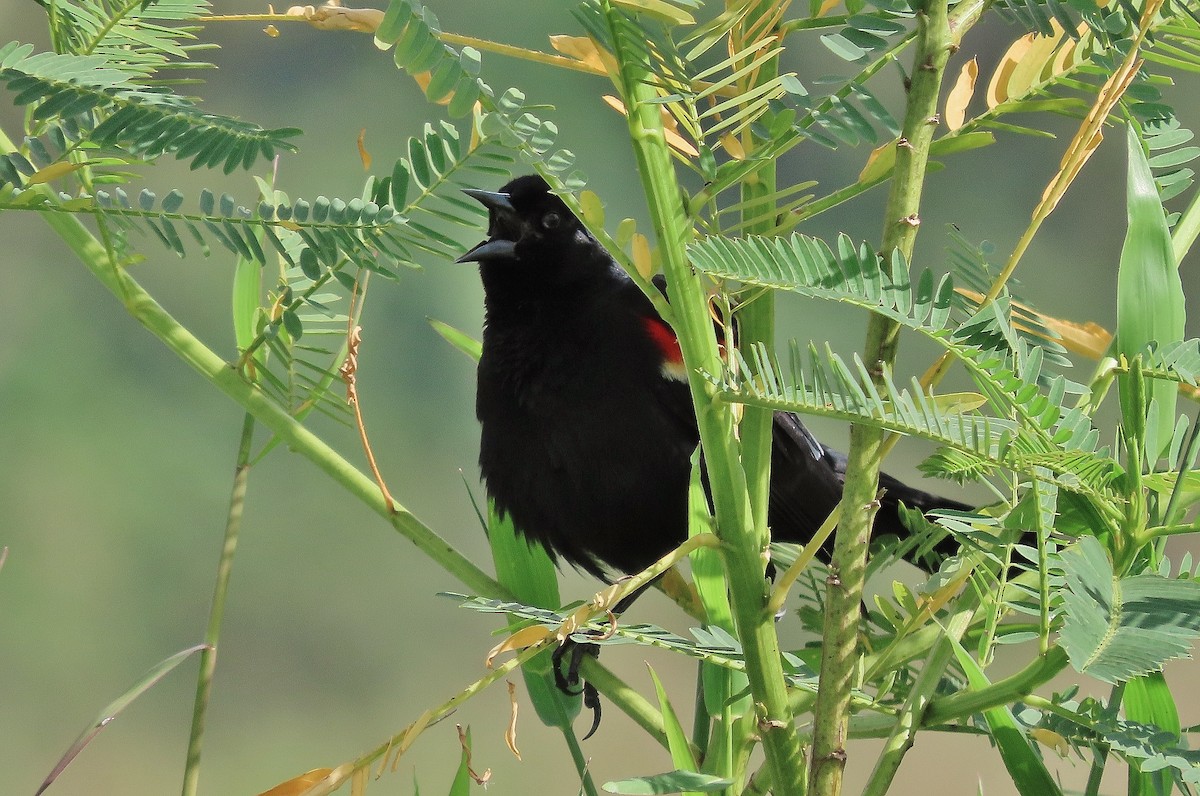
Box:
922;646;1069;725
807;3;953;794
735;1;782;567
860;604;975;796
733;13;782;792
600;3;804;792
181;412;255;796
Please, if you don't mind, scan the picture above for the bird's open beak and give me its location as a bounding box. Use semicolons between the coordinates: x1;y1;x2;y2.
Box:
462;188;515;215
457;189;520;263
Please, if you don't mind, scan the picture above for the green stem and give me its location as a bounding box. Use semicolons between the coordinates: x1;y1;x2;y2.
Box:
731;9;782;787
555;712;599;796
576;647;671;752
921;646;1070;726
599;3;805;792
181;412;255;796
807;3;953;794
860;604;975;796
29;207;505;598
735;0;780;621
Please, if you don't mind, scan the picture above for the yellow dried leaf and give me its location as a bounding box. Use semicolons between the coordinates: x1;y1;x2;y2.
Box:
1038;316;1112;360
818;0;841;15
1007;22;1065;101
356;128;371;171
720;132;746;160
1042;128;1103;209
285;4;383;32
257;768;334;796
944;58;978;132
631;232;653;279
395;709;435;758
612;0;695;25
550;35;610;73
485;624;551;667
505;680;522;761
986;34;1034;108
602;95;699;157
579;190;605;227
25;161;84;185
1030;728;1071;757
1050;26;1087;76
456;725;492;786
957;287;1114;360
859;140;897;183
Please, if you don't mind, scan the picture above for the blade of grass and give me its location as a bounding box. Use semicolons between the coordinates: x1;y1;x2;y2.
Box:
181;413;256;796
1124;672;1180;796
1117;123;1186;464
37;644;209;796
943;634;1062;796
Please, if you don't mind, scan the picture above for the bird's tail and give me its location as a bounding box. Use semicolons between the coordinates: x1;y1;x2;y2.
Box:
873;471;973;564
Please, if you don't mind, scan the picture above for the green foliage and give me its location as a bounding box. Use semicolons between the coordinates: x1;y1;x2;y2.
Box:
688;232;1119;500
1056;536;1200;684
0;42;299;174
1024;688;1200;789
601;770;733;794
9;0;1200;794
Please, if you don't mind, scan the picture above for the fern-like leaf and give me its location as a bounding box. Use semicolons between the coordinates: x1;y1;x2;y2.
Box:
0;42;299;173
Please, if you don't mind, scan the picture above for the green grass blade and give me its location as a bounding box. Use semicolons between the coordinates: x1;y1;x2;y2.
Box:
1118;124;1186;461
945;635;1063;796
1125;672;1181;796
487;503;580;729
36;644;209;796
647;664;702;796
429;318;483;362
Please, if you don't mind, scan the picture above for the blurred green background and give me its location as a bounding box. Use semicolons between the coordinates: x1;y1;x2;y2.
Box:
2;2;1198;794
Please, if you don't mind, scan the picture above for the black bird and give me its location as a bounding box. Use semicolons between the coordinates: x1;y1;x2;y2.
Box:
459;174;969;581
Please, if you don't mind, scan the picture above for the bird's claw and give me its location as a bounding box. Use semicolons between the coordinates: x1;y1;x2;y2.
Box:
551;638;603;738
581;681;602;740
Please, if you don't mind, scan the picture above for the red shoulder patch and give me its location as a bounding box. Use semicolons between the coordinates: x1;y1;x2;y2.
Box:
641;317;683;364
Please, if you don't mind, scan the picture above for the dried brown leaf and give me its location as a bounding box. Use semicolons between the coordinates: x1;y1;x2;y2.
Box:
505;680;522;761
258;768;335;796
945;57;978;132
485;624;552;668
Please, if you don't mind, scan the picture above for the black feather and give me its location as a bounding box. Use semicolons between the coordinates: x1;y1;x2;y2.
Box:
462;175;968;579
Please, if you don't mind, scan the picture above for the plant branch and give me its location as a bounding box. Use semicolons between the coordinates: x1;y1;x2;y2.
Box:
598;2;805;792
860;603;976;796
921;646;1070;726
808;3;952;794
181;412;255;796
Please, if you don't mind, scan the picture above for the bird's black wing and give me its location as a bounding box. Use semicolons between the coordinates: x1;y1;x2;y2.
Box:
766;411;850;555
636;273;968;564
770;411;969;561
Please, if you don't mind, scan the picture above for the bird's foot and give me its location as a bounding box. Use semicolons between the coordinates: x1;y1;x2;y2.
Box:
551;637;603;739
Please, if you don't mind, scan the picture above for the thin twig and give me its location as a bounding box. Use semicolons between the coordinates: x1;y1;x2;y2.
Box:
339;272;397;513
181;412;256;796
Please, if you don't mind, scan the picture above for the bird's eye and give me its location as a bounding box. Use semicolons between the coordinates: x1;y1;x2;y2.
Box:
542;212;561;230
